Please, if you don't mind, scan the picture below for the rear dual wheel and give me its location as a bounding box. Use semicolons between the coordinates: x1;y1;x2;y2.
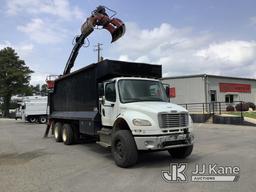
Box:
62;124;74;145
54;122;75;145
39;116;47;124
54;122;63;142
28;116;47;124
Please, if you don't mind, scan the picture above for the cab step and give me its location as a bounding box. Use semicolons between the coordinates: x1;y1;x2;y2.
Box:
97;128;112;148
97;128;112;136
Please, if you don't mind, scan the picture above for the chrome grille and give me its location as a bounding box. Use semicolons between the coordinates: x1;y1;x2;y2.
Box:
158;112;189;128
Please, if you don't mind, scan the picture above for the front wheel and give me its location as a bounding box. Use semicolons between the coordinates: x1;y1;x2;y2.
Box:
168;145;193;159
111;130;138;168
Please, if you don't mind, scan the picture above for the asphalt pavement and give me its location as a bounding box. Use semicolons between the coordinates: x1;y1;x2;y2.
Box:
0;119;255;192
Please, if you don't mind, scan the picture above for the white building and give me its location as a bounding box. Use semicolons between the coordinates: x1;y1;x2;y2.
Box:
162;74;256;104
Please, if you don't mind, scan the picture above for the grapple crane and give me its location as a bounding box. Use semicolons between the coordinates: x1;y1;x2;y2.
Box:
44;6;125;137
63;5;125;75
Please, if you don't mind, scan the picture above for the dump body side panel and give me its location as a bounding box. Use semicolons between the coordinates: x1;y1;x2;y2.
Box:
52;65;98;112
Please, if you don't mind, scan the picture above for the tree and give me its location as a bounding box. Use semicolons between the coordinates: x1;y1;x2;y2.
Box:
0;47;33;117
26;84;48;96
41;84;48;96
31;84;41;95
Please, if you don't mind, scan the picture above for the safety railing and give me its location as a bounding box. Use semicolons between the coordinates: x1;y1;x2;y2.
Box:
178;101;246;118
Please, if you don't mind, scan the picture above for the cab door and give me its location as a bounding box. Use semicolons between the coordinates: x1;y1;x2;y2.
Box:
101;81;117;126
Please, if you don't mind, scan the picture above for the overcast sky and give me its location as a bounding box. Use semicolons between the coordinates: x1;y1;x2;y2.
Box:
1;0;256;85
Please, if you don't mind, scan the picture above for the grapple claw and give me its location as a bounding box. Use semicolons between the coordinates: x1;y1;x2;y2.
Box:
103;18;126;43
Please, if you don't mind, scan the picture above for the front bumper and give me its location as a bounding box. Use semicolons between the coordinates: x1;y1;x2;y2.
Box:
134;133;194;150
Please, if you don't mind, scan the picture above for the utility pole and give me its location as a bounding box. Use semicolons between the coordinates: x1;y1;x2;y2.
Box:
94;43;103;62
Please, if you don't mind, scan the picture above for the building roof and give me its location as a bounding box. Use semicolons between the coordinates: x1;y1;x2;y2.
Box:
161;74;256;81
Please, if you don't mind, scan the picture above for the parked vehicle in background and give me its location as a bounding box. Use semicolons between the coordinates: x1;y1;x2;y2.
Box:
15;108;22;120
16;96;48;124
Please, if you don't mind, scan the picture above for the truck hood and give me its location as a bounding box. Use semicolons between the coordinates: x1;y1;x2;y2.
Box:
122;102;187;114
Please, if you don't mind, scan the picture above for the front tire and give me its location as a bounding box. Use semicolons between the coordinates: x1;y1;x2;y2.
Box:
54;122;63;142
168;145;193;159
111;130;138;168
62;124;74;145
28;116;37;123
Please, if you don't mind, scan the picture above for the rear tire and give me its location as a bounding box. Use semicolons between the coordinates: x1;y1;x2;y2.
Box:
39;116;47;124
62;124;74;145
111;130;138;168
168;145;193;159
54;122;63;142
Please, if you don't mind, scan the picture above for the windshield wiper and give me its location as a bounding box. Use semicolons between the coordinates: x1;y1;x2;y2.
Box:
123;98;164;103
143;99;164;102
123;99;144;103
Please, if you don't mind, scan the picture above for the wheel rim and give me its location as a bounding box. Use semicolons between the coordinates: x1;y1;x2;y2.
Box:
115;140;124;159
62;128;67;142
54;127;58;139
30;118;36;123
41;117;46;123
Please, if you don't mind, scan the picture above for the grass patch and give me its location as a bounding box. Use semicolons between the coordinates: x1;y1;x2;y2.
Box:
224;111;256;119
243;112;256;119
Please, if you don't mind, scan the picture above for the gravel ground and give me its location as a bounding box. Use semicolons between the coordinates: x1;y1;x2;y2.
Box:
0;119;255;192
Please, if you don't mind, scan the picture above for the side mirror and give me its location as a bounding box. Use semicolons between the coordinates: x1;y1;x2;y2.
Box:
162;83;170;98
165;87;170;98
99;96;105;105
168;87;176;98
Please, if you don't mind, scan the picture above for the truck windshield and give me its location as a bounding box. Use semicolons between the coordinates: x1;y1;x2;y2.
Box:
118;79;169;103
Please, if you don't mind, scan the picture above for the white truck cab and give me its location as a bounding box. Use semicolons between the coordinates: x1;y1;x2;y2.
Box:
100;77;194;152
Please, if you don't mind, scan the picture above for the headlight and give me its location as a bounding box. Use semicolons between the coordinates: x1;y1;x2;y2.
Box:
189;115;193;132
132;119;152;126
189;116;193;124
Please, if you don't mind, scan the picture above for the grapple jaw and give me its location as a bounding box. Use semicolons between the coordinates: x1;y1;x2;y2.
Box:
80;5;126;43
103;18;126;43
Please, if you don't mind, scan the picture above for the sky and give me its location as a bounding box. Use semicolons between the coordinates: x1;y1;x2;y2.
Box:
0;0;256;85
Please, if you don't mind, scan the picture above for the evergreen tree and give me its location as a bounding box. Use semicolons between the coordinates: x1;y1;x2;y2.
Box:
0;47;33;117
